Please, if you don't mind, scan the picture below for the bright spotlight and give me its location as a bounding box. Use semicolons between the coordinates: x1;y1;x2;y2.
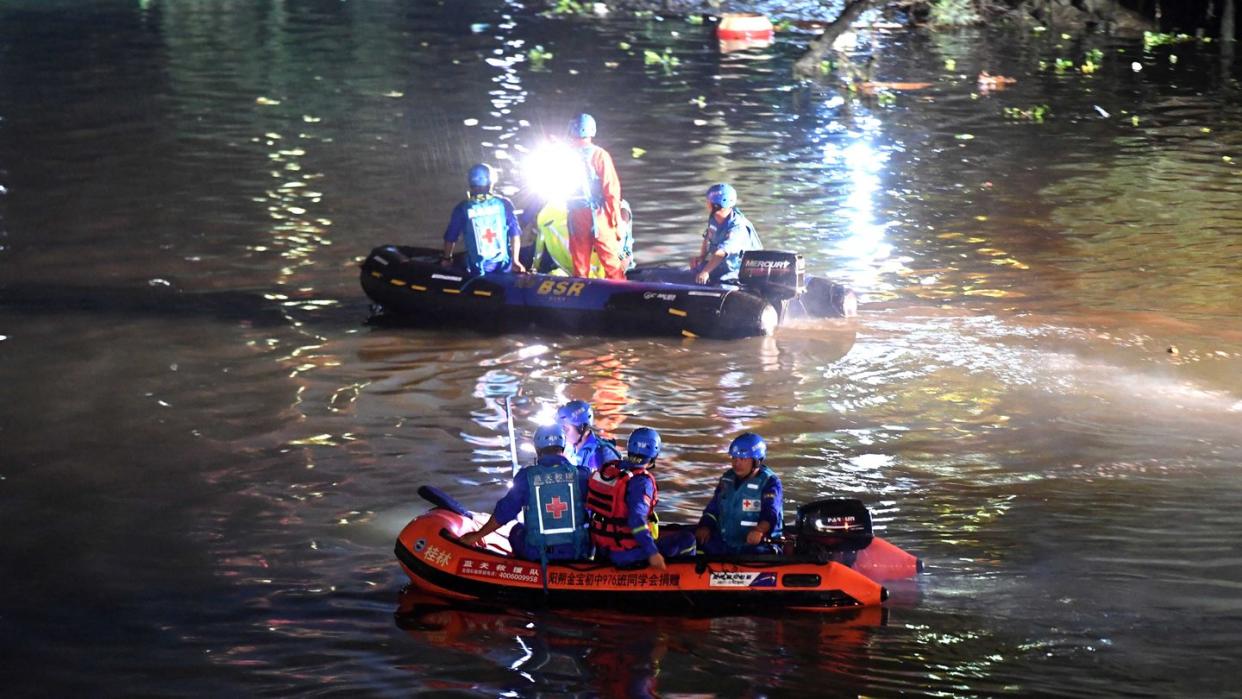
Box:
522;141;582;205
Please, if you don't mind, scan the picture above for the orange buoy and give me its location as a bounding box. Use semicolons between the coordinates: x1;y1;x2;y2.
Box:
716;13;775;41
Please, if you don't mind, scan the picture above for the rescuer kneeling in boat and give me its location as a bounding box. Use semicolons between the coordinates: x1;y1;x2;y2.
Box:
695;432;784;555
458;424;592;561
558;399;621;472
441;163;526;275
587;427;697;570
691;183;763;286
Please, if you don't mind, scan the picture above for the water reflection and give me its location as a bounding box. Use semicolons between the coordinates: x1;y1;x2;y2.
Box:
5;0;1242;695
395;590;891;697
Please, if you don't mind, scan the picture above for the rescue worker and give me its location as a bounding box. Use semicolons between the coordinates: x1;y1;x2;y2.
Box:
441;163;526;275
695;432;784;555
459;424;591;562
586;427;697;570
557;399;621;472
565;113;626;281
691;183;762;286
530;199;635;277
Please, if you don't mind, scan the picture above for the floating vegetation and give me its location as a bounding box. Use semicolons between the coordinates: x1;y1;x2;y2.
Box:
1142;31;1198;49
1003;105;1050;123
929;0;981;26
631;147;646;159
643;48;679;71
1080;48;1103;73
528;45;554;69
548;0;586;15
687;14;703;25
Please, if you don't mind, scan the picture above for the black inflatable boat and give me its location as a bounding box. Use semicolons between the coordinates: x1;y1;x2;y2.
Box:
361;246;857;339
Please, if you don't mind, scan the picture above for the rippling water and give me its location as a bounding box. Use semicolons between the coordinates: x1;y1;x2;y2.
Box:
2;1;1241;694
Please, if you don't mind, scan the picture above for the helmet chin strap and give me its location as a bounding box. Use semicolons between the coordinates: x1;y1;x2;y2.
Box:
572;425;589;449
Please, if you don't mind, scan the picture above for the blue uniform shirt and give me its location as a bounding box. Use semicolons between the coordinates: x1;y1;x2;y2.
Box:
624;472;659;558
568;431;621;473
699;208;762;283
443;195;521;274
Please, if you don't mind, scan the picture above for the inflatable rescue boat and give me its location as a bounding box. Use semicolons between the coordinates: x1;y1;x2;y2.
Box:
395;487;919;613
361;246;857;339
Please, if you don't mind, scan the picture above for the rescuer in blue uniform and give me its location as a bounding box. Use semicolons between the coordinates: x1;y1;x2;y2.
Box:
557;399;621;473
458;424;591;561
691;183;762;286
587;427;697;570
441;163;526;275
695;432;784;555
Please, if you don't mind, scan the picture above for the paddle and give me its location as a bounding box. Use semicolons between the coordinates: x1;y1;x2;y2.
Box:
505;395;520;478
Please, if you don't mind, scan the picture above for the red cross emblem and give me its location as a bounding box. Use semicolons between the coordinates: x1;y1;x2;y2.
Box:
481;228;497;244
544;496;569;520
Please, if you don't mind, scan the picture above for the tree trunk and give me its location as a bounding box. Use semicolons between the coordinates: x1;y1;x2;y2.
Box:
793;0;883;77
1223;0;1237;42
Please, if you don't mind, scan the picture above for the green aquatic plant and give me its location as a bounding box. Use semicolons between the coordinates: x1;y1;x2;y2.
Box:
528;45;554;69
1054;57;1074;72
643;48;680;71
1143;31;1197;49
1003;104;1050;122
549;0;586;15
1080;48;1103;74
929;0;981;27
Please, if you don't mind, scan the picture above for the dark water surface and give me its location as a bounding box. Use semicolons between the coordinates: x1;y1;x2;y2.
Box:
3;1;1241;695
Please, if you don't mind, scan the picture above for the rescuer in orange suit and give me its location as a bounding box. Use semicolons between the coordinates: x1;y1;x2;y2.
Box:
565;113;626;281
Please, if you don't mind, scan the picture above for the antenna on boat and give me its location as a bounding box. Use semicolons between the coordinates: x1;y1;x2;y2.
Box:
505;395;520;477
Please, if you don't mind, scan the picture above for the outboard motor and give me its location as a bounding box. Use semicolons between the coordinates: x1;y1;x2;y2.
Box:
738;251;805;303
793;498;873;565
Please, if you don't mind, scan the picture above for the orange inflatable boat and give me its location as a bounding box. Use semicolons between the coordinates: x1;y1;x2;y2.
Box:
395;487;920;614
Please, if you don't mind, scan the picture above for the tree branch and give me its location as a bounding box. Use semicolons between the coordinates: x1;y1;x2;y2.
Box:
794;0;885;77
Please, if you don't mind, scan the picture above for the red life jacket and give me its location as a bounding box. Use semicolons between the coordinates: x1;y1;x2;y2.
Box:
586;461;659;551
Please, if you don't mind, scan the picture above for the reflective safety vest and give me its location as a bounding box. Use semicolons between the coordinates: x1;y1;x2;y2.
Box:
717;465;781;550
522;455;590;558
464;195;509;274
586;463;659;551
569;144;605;211
535;200;634;276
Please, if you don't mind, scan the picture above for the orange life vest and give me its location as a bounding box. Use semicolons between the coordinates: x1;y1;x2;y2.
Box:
586;462;659;551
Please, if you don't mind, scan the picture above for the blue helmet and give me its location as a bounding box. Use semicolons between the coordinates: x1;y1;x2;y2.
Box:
626;427;661;462
556;399;593;427
728;432;766;460
467;163;495;190
568;113;597;139
534;424;566;450
706;183;737;210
